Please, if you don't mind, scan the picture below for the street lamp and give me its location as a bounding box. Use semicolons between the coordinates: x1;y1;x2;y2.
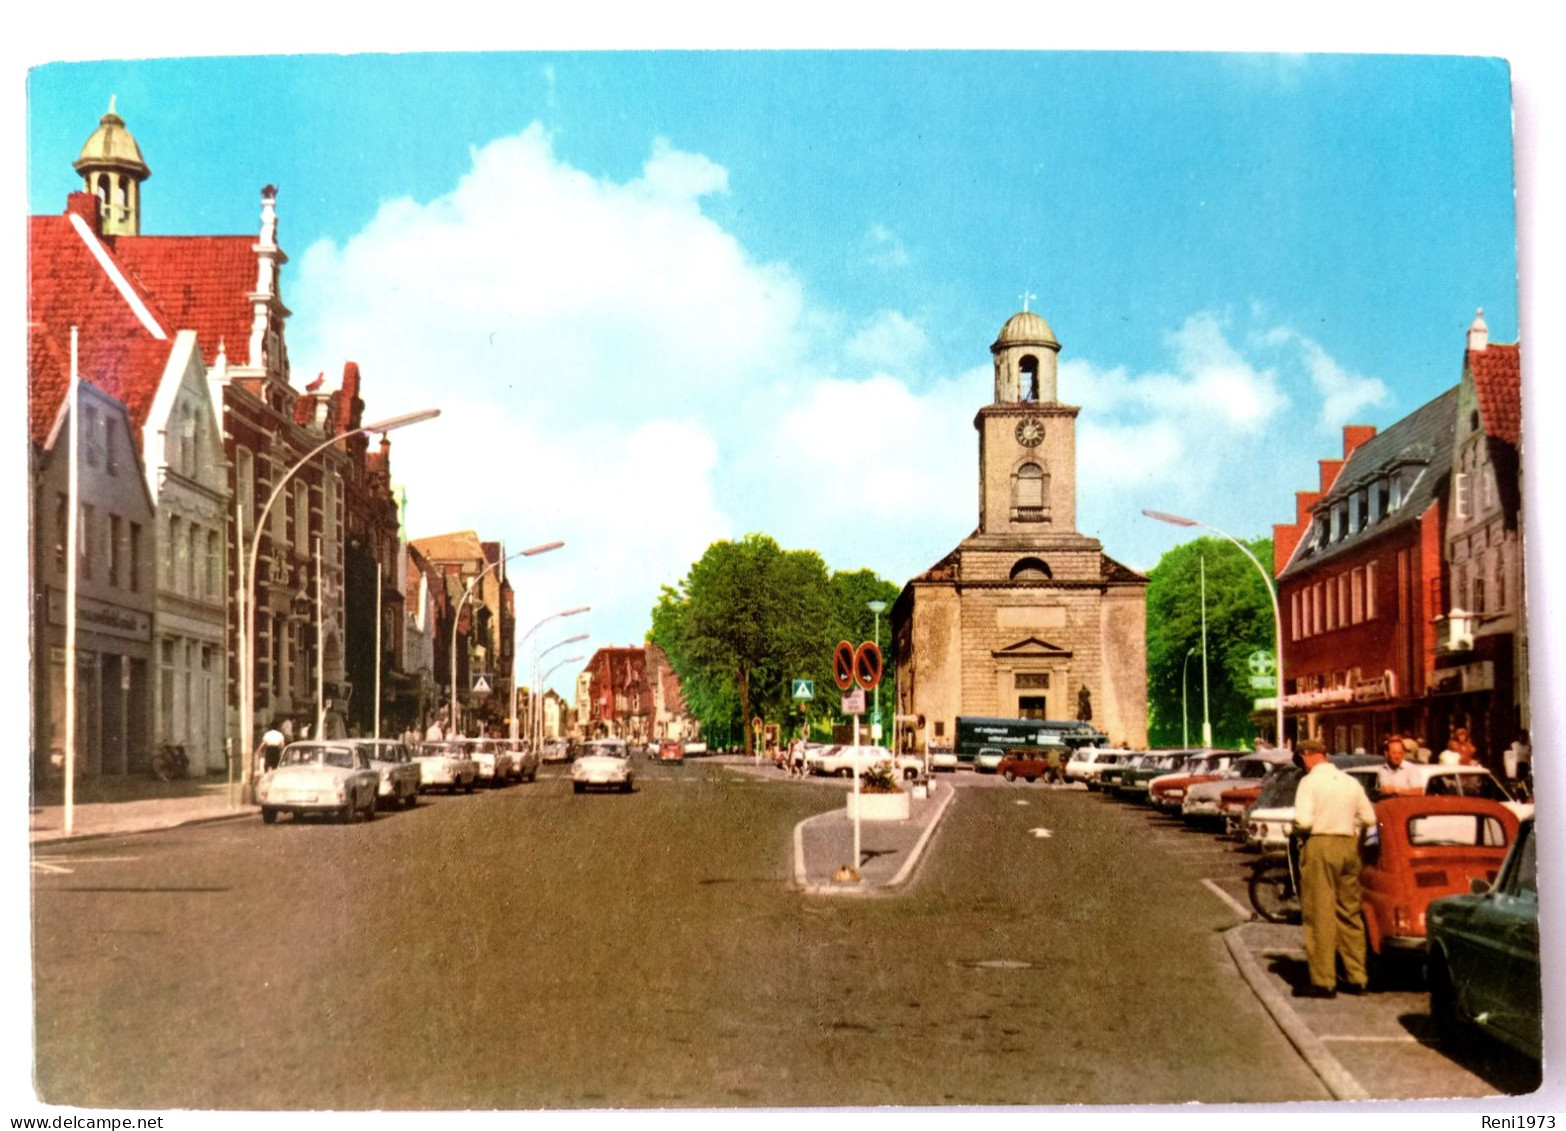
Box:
1182;648;1196;749
1143;509;1284;748
517;605;590;743
867;599;888;742
449;540;564;738
538;654;587;737
533;632;589;744
240;408;440;802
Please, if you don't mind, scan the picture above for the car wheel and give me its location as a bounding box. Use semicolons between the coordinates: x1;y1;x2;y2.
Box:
573;782;585;794
1428;952;1466;1046
465;777;476;794
341;801;356;824
261;807;277;824
362;793;376;821
1003;770;1017;782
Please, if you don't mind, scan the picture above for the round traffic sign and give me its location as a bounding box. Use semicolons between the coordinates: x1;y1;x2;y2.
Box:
833;640;856;690
854;641;883;691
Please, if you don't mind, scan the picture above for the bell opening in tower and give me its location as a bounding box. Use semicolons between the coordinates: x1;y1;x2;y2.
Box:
1020;356;1040;402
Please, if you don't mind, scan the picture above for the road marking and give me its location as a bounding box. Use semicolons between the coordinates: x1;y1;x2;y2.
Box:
1320;1035;1422;1043
32;855;139;875
1201;877;1252;920
1013;800;1030;806
1028;827;1052;838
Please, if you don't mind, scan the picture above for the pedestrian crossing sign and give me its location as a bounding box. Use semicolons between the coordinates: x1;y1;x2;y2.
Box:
472;675;493;694
792;679;814;700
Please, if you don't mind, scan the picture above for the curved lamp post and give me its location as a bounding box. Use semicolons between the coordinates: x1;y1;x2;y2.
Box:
240;408;440;801
1143;509;1284;747
1182;647;1196;749
515;605;590;742
449;541;563;738
533;633;589;744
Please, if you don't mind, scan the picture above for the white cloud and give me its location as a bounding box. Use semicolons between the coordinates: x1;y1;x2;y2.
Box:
864;223;909;268
844;311;929;368
1257;326;1389;428
287;125;1391;678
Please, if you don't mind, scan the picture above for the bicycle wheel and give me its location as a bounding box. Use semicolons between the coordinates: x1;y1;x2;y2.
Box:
1248;861;1300;923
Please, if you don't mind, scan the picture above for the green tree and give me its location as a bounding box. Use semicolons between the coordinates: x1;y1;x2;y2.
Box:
1145;535;1276;749
649;534;835;755
650;540;903;752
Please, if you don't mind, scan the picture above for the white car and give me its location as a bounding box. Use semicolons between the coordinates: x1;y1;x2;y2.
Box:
456;737;513;785
1393;763;1533;820
805;744;899;778
928;749;959;772
1070;748;1136;789
497;738;540;782
573;738;634;793
413;742;479;793
974;747;1006;774
350;739;422;810
257;741;380;824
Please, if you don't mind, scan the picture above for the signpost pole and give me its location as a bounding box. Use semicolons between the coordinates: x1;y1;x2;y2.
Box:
852;710;862;873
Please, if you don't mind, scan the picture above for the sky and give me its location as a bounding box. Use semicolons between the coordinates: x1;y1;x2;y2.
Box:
9;5;1566;1121
22;50;1526;695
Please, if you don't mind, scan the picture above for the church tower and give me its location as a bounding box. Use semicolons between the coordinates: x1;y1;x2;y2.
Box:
891;302;1149;751
74;97;151;237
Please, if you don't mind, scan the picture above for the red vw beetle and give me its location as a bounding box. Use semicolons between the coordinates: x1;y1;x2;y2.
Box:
1359;794;1519;979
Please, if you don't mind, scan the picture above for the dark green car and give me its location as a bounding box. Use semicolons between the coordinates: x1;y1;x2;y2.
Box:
1426;816;1540;1062
1112;751;1194;799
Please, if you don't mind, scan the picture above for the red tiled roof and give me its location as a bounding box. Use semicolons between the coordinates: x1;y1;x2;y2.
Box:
27;212;175;448
1468;343;1521;446
113;234;258;369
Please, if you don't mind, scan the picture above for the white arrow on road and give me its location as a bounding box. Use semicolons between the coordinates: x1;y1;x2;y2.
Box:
1028;828;1053;838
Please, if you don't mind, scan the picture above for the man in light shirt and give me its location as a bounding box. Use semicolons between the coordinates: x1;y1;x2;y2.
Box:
1293;738;1378;998
1376;736;1422;796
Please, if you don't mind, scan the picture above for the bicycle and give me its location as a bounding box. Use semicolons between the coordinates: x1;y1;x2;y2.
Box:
151;743;190;781
1248;833;1303;923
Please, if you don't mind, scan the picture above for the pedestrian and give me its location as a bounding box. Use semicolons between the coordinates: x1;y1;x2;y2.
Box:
1376;734;1420;796
254;724;286;781
1451;726;1478;765
1292;737;1376;998
1504;730;1531;797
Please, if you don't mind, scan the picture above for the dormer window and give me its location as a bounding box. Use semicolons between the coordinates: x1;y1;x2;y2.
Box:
1368;479;1386;524
1389;470;1404;512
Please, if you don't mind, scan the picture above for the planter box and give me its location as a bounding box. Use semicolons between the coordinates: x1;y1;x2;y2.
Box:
846;789;911;822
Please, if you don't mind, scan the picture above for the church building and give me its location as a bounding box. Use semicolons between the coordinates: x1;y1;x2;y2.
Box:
891;307;1149;751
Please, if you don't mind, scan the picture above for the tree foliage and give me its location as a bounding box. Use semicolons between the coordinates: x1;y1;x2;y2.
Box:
1146;535;1276;749
649;535;900;752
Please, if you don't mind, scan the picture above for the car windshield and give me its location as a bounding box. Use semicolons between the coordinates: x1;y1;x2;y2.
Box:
1230;758;1276;779
281;744;353;769
1254;767;1303;808
1426;772;1512;803
358;744;404;763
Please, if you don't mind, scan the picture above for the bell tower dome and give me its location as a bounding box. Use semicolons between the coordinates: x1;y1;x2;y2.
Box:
991;305;1061;404
74;97;151;236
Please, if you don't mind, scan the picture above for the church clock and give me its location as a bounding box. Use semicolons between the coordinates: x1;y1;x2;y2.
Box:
1015;417;1045;447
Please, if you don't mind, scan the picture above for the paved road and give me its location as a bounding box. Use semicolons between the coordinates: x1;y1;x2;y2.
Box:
27;760;1522;1108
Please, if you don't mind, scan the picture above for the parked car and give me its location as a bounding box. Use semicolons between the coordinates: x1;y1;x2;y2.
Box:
454;737;513;785
974;747;1007;774
1072;748;1135;789
349;738;422;810
1426;816;1540;1061
541;739;571;764
1095;752;1149;792
1244;755;1382;850
573;738;634;793
658;739;686;765
996;742;1068;783
1113;750;1200;799
806;744;901;778
257;741;380;824
1182;751;1291;825
1360;795;1518;977
497;738;540;782
682;740;708;757
1394;763;1532;821
928;748;960;772
1149;751;1233;811
413;741;479;793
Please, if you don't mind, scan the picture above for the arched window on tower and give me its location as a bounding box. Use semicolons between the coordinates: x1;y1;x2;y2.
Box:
1011;462;1049;523
1020;355;1040;402
94;173;110;204
115;175;129;208
1010;557;1053;581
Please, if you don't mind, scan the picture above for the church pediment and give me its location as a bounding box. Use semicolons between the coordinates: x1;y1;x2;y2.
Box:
992;636;1073;659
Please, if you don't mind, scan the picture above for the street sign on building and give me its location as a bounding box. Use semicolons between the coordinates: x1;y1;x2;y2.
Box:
472;675;493;695
792;679;815;700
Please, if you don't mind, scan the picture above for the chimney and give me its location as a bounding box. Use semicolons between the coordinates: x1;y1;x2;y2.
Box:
1342;425;1377;458
1467;308;1489;353
65;192;101;235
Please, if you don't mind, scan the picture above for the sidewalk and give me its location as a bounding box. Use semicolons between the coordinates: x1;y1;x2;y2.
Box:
29;775;257;844
792;777;957;895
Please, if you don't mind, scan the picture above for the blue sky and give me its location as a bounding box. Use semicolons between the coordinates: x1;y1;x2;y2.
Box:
22;50;1525;694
